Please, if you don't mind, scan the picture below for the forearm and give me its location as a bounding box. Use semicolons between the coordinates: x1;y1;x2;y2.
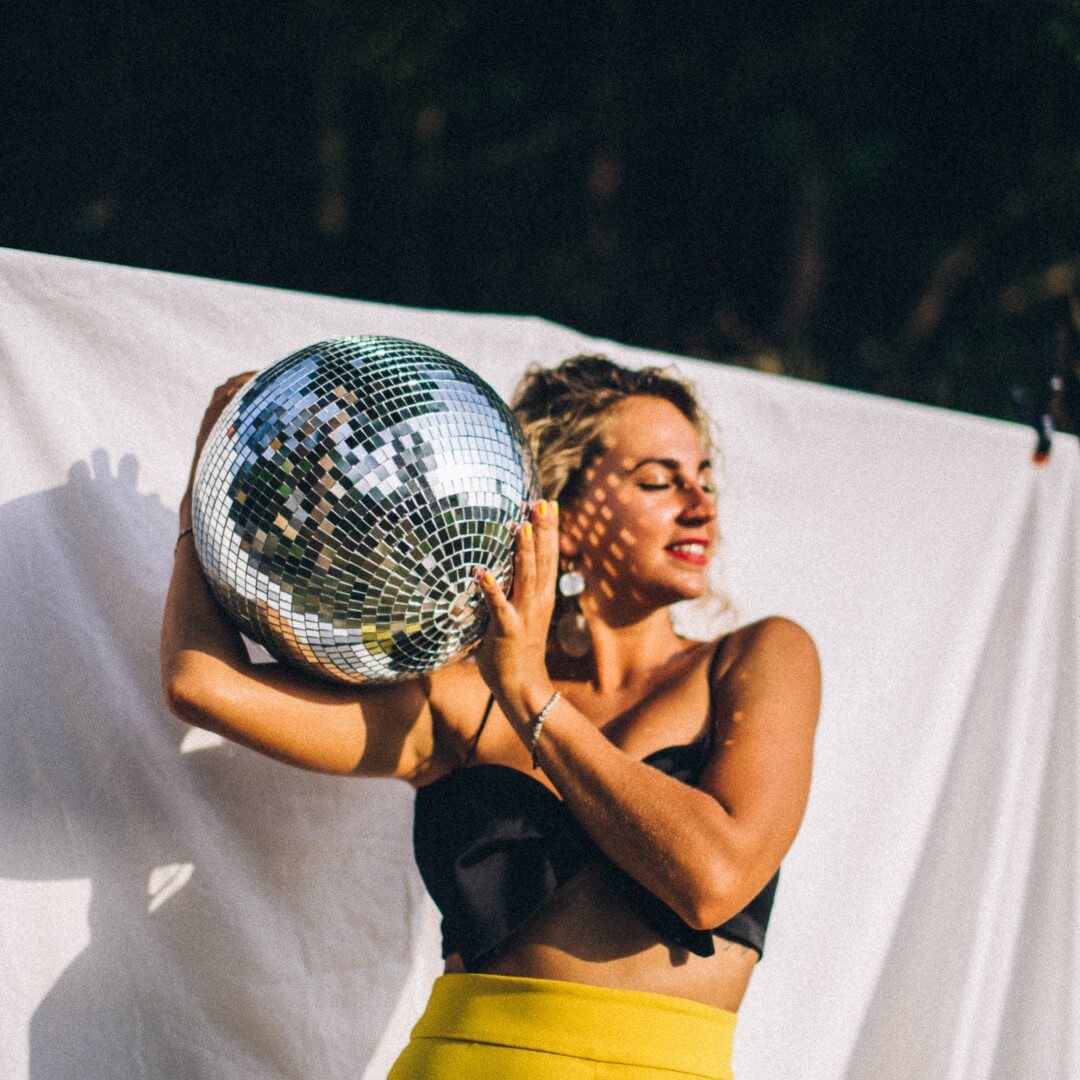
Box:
512;689;746;930
160;538;253;703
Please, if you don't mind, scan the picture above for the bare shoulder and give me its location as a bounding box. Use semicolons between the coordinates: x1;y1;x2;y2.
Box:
712;616;821;727
717;616;819;679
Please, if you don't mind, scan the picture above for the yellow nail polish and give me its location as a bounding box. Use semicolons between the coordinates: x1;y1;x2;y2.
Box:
521;522;533;539
551;499;559;516
536;501;547;518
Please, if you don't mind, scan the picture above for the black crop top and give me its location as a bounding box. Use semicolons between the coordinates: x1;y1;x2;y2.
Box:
413;671;780;971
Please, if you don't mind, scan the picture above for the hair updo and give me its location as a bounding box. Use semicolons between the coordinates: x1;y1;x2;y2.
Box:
510;354;716;504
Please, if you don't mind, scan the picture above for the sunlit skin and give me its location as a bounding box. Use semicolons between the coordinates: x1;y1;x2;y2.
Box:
458;394;817;1011
162;377;819;1017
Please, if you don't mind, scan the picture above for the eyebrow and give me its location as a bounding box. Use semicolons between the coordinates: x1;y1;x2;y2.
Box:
630;457;712;472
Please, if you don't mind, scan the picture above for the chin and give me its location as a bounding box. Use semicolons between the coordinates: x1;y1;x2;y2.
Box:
672;583;708;604
649;575;709;607
614;559;712;608
667;559;711;587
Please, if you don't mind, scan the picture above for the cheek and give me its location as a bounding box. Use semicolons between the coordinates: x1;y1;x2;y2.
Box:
609;496;673;541
581;507;669;574
573;494;625;549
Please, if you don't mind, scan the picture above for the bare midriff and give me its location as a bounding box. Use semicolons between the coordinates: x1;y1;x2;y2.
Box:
442;862;757;1013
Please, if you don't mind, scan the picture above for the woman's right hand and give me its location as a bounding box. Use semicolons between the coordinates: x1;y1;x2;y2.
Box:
179;371;259;529
194;371;259;457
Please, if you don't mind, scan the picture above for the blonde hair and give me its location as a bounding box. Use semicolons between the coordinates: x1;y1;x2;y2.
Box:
510;354;716;503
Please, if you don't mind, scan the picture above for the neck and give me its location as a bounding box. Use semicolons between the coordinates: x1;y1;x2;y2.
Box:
558;597;688;695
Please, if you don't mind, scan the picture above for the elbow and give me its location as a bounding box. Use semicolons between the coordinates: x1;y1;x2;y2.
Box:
161;660;215;728
682;896;732;934
162;671;199;725
679;863;747;932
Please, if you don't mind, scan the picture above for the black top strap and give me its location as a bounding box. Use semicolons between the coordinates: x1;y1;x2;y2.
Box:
463;693;496;764
707;632;728;686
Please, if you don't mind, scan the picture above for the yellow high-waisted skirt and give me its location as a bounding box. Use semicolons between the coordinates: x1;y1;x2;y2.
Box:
386;972;737;1079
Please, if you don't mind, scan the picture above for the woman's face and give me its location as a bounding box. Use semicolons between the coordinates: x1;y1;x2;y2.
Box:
560;394;717;612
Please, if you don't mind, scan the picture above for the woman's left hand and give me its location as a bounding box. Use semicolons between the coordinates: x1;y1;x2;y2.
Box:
473;499;561;727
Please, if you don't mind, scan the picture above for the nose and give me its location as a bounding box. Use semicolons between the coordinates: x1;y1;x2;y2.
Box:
678;479;716;523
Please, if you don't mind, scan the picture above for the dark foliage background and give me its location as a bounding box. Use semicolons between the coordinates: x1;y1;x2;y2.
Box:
5;1;1080;430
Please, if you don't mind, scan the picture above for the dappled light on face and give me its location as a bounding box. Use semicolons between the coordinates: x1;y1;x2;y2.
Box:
557;405;721;614
554;396;720;619
562;466;634;609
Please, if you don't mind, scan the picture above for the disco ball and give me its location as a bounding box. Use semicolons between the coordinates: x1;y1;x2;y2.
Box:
191;336;539;683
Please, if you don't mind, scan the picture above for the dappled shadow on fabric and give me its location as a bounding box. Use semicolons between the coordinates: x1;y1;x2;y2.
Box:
0;450;425;1079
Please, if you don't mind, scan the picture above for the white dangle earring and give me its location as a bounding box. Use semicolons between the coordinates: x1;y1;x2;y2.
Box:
555;562;592;658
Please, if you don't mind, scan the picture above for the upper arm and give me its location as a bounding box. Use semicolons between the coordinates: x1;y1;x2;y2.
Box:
165;653;448;782
700;616;821;906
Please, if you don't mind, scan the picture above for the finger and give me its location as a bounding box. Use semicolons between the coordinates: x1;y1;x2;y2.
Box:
230;370;258;390
513;517;537;608
215;372;257;403
534;499;559;598
199;373;258;439
475;567;514;632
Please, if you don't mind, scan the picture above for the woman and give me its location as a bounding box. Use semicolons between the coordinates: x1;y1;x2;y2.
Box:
162;355;820;1079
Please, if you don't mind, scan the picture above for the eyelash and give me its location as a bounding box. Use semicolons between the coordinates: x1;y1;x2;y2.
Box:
638;481;715;494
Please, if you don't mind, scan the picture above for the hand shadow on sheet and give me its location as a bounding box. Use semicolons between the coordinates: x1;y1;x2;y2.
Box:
1;451;427;1079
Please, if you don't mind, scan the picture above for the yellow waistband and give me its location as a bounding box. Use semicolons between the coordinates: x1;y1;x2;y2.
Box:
411;972;736;1076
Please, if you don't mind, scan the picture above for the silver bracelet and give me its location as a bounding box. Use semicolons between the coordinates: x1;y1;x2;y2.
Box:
529;690;561;770
174;526;195;555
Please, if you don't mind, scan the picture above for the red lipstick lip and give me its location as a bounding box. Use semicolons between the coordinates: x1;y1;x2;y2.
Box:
666;549;708;565
665;539;710;565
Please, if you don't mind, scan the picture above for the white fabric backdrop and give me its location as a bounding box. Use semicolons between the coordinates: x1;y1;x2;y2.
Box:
1;246;1076;1080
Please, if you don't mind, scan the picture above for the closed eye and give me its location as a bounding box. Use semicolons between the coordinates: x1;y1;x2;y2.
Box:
638;478;715;494
631;457;714;498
